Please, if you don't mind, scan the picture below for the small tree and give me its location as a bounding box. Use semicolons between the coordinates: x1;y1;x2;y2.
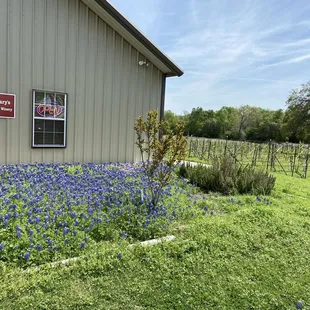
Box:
134;110;187;206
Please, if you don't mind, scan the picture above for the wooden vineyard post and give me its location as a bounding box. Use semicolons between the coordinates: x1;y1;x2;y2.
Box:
224;137;228;157
208;140;212;160
252;145;258;167
188;139;192;158
292;146;297;177
202;139;205;160
266;140;271;172
305;147;309;179
270;143;276;171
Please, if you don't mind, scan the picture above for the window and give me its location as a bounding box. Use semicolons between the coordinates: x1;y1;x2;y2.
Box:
32;90;67;148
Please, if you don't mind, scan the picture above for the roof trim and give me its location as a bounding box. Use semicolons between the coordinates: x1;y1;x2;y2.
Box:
94;0;184;77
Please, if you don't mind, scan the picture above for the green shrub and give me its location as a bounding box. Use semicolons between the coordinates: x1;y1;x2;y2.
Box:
135;110;187;206
179;157;276;195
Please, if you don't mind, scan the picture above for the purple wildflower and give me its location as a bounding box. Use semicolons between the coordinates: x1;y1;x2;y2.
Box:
24;251;31;261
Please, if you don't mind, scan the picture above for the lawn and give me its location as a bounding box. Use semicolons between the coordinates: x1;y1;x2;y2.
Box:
1;164;310;309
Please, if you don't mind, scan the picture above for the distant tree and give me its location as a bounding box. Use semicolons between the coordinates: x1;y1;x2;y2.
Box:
164;110;180;134
236;105;258;140
215;107;239;139
246;108;284;142
184;107;206;136
163;85;310;143
283;81;310;143
201;118;221;138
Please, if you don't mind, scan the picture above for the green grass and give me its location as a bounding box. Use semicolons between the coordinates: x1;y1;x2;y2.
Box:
1;174;310;309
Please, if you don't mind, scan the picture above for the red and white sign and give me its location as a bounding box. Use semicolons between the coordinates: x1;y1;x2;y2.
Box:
0;93;16;119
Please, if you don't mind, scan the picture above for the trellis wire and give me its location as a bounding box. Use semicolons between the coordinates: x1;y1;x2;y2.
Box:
187;137;310;178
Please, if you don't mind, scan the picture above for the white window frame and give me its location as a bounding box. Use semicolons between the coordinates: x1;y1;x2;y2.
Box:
32;89;68;148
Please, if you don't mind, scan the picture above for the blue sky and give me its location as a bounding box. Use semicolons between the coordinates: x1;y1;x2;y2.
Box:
110;0;310;114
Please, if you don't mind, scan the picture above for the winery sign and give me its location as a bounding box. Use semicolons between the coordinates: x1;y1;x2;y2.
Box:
0;93;16;119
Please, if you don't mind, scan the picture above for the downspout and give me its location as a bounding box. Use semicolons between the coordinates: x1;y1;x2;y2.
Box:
160;73;167;122
159;73;167;140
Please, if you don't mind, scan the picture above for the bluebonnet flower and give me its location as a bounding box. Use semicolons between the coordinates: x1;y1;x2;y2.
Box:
0;161;193;265
296;301;303;309
81;242;85;249
24;251;31;261
37;244;43;252
87;208;94;215
121;232;128;239
117;253;123;260
0;243;5;251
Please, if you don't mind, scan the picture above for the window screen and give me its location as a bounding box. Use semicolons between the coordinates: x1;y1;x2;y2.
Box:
32;90;67;148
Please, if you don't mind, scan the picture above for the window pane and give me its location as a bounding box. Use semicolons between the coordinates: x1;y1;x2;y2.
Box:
45;93;56;105
44;106;57;119
54;95;65;119
54;107;65;119
34;133;43;145
35;92;44;103
34;119;44;132
55;121;64;133
44;133;54;145
35;104;44;117
44;120;55;133
56;94;65;106
55;133;64;145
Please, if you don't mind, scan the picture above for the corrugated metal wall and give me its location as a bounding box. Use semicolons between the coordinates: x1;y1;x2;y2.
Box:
0;0;163;164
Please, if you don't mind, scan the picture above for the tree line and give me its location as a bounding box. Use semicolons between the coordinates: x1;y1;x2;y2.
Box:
165;81;310;143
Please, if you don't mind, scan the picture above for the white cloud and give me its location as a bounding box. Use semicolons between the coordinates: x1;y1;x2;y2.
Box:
260;54;310;69
110;0;310;113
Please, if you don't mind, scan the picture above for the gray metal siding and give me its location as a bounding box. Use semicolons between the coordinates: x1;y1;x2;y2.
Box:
0;0;164;165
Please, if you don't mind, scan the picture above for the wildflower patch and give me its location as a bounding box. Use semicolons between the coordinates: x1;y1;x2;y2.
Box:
0;163;194;267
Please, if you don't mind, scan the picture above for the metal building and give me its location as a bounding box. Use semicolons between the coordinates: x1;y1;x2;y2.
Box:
0;0;183;165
